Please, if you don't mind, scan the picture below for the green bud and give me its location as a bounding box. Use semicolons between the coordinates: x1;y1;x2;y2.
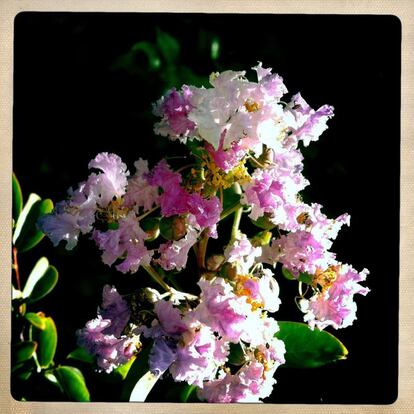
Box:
140;217;160;241
159;216;187;241
250;230;272;247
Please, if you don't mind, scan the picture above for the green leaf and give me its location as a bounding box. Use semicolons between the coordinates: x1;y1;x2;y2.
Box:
24;312;46;330
210;37;220;61
54;366;90;402
113;356;136;380
12;341;37;365
22;257;58;302
13;194;54;252
12;173;23;223
251;215;277;230
29;266;58;303
32;316;57;368
180;384;199;402
67;347;95;364
120;344;151;401
275;321;348;368
132;41;161;71
156;28;180;64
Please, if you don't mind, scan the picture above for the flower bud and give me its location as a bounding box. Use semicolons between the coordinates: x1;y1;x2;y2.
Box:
159;216;187;241
140;217;160;241
219;262;238;280
206;254;225;271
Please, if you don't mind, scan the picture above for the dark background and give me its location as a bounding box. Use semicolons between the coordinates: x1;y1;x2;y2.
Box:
13;13;400;403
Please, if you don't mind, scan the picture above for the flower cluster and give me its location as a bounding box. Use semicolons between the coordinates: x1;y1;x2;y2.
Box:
39;63;369;402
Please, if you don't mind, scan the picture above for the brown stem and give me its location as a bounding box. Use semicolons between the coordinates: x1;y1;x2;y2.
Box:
196;231;209;271
12;247;21;291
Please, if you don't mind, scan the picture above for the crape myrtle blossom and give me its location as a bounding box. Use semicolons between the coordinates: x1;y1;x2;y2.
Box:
38;152;129;250
153;63;289;155
139;300;229;386
77;285;140;373
123;158;159;212
93;211;153;274
300;264;370;330
38;64;370;403
146;160;222;232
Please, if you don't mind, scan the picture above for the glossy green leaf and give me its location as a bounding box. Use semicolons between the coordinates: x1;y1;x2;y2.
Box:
67;347;95;364
156;28;180;64
29;266;58;303
54;366;90;402
113;355;136;380
32;316;57;368
11;360;34;380
120;344;151;401
12;173;23;223
180;384;199;402
24;312;46;330
13;194;54;252
22;257;58;302
12;341;37;365
275;321;348;368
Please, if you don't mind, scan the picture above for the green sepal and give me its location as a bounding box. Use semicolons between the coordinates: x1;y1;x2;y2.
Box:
275;321;348;368
282;267;313;284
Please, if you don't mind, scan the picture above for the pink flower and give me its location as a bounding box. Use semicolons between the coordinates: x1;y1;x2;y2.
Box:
77;285;138;373
198;362;277;403
301;264;370;330
157;224;199;271
285;93;334;147
147;160;221;230
87;152;129;208
194;277;252;343
123;158;159;212
241;163;309;231
169;318;229;387
224;234;262;274
262;231;335;277
93;211;153;273
153;86;196;140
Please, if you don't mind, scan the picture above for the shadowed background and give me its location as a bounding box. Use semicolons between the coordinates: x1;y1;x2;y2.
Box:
13;12;400;403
